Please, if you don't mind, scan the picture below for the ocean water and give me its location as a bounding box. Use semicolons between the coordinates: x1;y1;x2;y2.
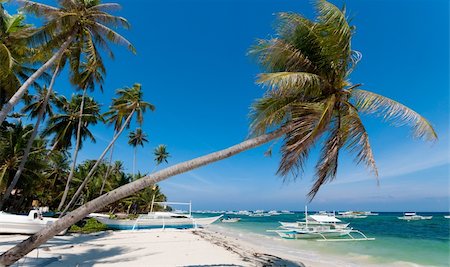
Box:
195;212;450;266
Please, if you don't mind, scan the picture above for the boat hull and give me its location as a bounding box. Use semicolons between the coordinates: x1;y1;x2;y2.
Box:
95;215;222;230
276;229;351;239
0;211;66;235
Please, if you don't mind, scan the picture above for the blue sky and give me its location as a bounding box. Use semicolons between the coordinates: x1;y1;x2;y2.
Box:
6;0;449;211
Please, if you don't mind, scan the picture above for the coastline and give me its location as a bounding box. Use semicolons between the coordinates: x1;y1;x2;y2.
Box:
0;226;440;266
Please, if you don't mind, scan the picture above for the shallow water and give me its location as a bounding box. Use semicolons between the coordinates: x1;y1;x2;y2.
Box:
195;212;450;266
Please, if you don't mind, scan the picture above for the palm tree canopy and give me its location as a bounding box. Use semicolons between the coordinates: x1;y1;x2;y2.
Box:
249;0;437;199
19;0;136;91
0;4;45;107
128;128;148;148
104;83;155;130
43;93;101;150
21;86;56;119
154;145;169;165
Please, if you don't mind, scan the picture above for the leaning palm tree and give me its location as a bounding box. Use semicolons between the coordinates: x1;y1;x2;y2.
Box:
128;128;148;180
0;1;437;264
61;83;154;214
0;0;135;125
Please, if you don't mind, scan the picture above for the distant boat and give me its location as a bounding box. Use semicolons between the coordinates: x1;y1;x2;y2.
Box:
445;215;450;219
0;210;67;235
280;210;294;215
221;217;241;223
268;206;374;241
337;211;368;219
398;212;432;221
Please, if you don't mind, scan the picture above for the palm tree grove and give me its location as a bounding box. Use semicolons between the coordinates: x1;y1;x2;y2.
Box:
0;0;442;266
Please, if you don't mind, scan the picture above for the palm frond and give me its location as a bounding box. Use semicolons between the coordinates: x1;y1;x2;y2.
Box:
257;72;324;98
89;22;136;53
352;89;437;141
249;38;317;73
278;95;336;177
342;103;378;176
308;118;343;199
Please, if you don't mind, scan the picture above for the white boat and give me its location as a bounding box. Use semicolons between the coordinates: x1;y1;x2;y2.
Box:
268;210;281;215
337;211;368;219
221;217;241;223
398;212;432;221
444;215;450;219
280;210;294;214
280;214;350;230
0;210;67;235
269;206;374;242
93;202;222;230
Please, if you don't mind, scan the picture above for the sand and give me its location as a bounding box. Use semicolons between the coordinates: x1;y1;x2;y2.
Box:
0;227;417;267
0;229;306;266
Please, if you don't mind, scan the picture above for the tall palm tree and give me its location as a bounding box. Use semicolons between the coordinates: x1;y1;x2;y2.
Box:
61;83;154;214
0;63;60;209
99;84;154;195
153;144;170;173
43;93;101;210
0;1;438;264
128;128;148;180
0;0;135;125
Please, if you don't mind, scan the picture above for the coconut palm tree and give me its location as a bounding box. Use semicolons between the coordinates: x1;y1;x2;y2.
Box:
0;1;437;264
43;93;101;210
99;84;154;195
128;128;148;181
0;0;135;125
154;145;170;166
61;83;155;214
0;63;60;209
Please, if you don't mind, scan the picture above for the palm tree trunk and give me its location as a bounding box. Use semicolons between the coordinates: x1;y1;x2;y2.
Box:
61;110;136;215
57;88;87;211
0;64;60;210
99;143;115;195
132;146;136;180
0;36;73;125
0;126;288;266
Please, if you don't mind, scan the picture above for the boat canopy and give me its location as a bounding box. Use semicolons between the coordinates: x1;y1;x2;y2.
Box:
309;215;341;223
404;212;416;216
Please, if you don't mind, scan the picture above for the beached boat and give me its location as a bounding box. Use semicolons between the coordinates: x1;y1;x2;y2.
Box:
0;210;67;235
95;212;222;230
398;212;432;221
269;207;374;241
221;217;241;223
93;202;222;230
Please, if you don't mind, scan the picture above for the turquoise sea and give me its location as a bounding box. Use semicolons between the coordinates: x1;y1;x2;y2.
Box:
195;212;450;266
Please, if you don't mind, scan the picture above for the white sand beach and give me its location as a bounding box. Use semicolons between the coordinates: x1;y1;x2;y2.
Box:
0;228;422;267
0;229;306;267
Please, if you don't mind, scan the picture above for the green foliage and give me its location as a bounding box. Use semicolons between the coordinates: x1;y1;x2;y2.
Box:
69;218;107;233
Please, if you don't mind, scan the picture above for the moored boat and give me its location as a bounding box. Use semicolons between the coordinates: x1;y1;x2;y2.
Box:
398;212;432;221
221;217;241;223
269;206;374;241
0;210;67;235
